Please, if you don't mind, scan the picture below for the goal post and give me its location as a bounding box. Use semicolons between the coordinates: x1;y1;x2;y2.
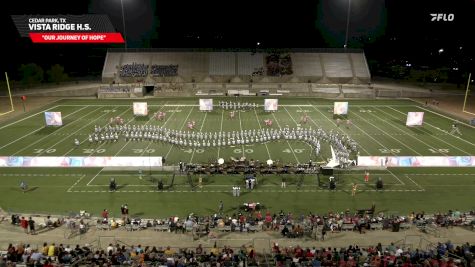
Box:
462;73;474;116
0;72;15;116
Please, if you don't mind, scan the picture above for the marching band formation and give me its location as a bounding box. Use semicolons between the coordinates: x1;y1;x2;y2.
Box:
87;120;358;164
218;101;258;110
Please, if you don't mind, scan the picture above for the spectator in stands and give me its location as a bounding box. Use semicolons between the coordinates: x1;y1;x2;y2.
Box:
196;244;203;255
119;63;148;78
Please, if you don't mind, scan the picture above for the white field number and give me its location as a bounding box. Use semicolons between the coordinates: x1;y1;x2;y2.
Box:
183;148;204;153
233;148;253;154
283;148;305;153
379;148;401;154
359;109;373;113
83;148;106;154
33;148;56;154
132;149;155;154
102;109;116;113
428;148;449;153
296;110;311;113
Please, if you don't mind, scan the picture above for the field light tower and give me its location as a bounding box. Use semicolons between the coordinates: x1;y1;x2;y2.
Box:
344;0;351;49
120;0;127;50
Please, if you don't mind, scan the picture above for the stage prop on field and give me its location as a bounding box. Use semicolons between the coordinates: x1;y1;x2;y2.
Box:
133;102;148;116
44;112;63;126
333;102;348;119
199;99;213;111
264;99;278;112
406;112;424;126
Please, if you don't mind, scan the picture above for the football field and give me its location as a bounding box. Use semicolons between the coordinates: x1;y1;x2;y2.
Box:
0;97;474;217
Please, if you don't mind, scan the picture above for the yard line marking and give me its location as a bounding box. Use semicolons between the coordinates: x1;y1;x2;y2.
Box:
298;105;370;156
67;174;86;192
87;184;157;187
113;106;165;157
404;174;425;191
253;109;271;159
165;106;194;160
0;105;89;150
351;109;422;155
217;110;224;158
0;105;59;130
388;106;475;149
138;102;172;157
372;107;454;156
67;188;421;193
310;104;379;155
283;106;318;157
270;112;299;164
86;168;104;186
54;104;416;107
421;184;475;187
34;107;114;156
386;169;406;185
237;110;245;158
409;173;475;176
63;106;133;156
12;106;103;156
411;103;475;129
190;112;207;163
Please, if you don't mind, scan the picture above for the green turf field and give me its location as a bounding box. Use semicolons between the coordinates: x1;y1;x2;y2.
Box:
0;97;474;217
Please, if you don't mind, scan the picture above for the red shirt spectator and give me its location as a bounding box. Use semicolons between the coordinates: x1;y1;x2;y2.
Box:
101;209;109;219
20;217;29;233
256;211;262;220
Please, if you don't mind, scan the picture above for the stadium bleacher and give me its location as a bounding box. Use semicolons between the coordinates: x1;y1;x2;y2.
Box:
102;50;372;95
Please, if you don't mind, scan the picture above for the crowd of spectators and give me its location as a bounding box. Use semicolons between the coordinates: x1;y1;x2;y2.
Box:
3;209;475;266
2;240;474;266
271;241;474;266
266;54;293;76
151;64;179;77
90;207;475;244
119;63;148;78
1;242;261;266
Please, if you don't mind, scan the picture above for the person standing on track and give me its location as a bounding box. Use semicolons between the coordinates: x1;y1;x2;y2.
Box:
20;180;28;193
364;171;370;183
218;201;223;214
351;183;358;197
450;122;462;136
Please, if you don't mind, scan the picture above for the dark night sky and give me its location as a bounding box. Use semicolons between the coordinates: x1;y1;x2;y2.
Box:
1;0;474;78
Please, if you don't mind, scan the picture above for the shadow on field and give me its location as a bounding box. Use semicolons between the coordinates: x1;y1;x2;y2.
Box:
25;186;39;192
13;187;39;193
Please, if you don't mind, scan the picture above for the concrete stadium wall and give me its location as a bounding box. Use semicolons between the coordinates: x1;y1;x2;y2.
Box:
104;51;372;85
17;85;99;97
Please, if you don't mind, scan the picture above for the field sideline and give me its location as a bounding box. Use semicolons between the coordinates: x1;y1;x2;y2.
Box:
0;97;474;217
0;98;474;165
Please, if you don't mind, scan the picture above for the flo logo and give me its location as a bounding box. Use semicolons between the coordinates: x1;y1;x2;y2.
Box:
430;13;454;21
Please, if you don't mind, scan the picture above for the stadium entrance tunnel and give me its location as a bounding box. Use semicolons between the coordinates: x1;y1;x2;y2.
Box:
144;85;155;95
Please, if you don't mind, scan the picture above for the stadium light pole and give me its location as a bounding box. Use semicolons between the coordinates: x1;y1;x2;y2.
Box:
344;0;351;49
120;0;127;50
